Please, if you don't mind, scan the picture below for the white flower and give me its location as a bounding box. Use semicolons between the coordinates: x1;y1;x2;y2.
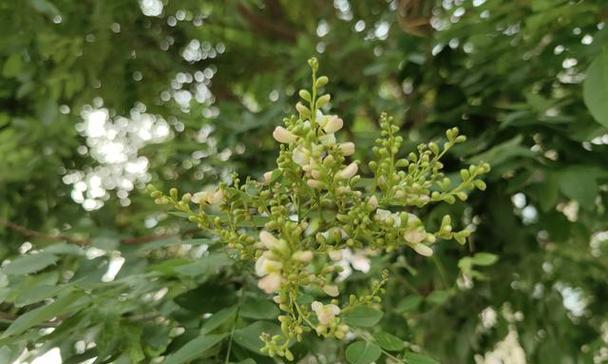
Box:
323;285;339;297
207;190;224;205
258;272;282;294
292;147;310;166
375;209;401;227
323;116;343;133
191;191;210;204
272;126;297;143
319;133;336;145
335;248;372;281
191;189;223;205
404;229;426;244
263;171;273;184
338;142;355;156
336;162;358;179
413;243;434;257
311;301;341;325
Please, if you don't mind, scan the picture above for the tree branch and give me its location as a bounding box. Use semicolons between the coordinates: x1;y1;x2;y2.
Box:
0;218;198;246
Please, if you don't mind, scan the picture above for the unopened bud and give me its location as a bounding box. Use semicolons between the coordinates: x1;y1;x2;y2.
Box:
272;126;297;144
338;142;355;156
413;243;433;257
336;162;358;180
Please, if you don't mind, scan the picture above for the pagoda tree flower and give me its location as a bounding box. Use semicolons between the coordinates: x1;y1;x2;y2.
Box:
272;126;297;143
149;57;490;361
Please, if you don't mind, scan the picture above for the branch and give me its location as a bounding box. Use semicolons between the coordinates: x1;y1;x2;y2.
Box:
0;218;198;246
0;218;89;246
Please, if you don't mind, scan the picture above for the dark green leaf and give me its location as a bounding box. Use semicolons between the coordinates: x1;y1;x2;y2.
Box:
345;341;382;364
163;334;225;364
240;296;280;320
403;352;440;364
583;49;608;127
233;321;281;354
343;306;383;328
373;331;405;351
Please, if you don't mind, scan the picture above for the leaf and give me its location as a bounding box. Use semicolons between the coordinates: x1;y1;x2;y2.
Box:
396;296;422;313
174;282;237;314
240;296;280;320
557;166;603;208
471;253;498;266
345;341;382;364
343;306;383;328
15;284;67;307
3;253;59;275
3;291;87;337
373;331;405;351
583;49;608;128
426;290;451;305
200;306;238;334
162;334;225;364
29;0;61;17
468;135;535;166
233;321;281;354
403;352;440;364
173;252;233;277
2;54;22;78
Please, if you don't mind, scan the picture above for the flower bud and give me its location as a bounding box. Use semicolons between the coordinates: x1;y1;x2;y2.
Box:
323;116;343;133
272;126;297;144
295;102;311;117
336;162;358;180
260;230;285;251
328;249;343;261
263;171;273;184
413;243;433;257
338;142;355;156
367;195;378;209
292;250;314;262
307;179;325;189
323;285;339;297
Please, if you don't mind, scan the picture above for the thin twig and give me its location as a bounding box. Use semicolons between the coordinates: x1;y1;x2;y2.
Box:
0;218;198;246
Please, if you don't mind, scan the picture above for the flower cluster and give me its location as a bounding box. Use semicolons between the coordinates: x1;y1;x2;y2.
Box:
148;57;489;360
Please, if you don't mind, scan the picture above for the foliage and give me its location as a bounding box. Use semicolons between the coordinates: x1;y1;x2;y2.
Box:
1;0;608;363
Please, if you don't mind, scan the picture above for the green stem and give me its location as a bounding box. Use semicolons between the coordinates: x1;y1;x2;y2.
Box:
224;289;243;364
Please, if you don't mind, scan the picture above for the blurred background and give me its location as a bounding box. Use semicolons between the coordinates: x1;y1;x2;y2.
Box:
1;0;608;363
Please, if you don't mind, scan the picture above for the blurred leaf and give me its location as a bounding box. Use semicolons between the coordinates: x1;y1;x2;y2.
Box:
3;253;59;275
163;334;225;364
583;48;608;127
233;321;281;354
239;296;280;320
403;352;440;364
